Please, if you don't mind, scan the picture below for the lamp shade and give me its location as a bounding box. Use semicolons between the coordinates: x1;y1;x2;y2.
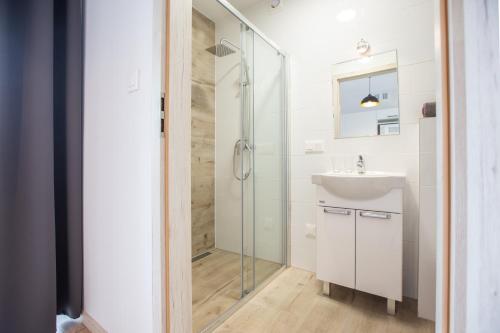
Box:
360;93;379;108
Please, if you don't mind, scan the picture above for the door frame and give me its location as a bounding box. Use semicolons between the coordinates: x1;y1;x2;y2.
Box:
164;0;456;332
435;0;451;331
443;0;500;332
163;0;192;332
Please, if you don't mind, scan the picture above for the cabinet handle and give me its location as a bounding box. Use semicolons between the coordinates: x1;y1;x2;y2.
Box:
324;208;351;215
359;211;391;219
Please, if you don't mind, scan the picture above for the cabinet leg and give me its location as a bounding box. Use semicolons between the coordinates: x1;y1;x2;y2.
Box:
387;299;396;315
322;281;330;296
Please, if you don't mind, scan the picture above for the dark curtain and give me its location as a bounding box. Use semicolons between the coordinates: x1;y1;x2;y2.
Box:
0;0;83;332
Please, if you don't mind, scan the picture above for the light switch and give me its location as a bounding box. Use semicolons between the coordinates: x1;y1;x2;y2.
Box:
304;140;325;153
128;69;140;93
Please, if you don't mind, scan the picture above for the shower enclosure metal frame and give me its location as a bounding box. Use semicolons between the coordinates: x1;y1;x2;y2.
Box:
216;0;284;54
198;0;290;332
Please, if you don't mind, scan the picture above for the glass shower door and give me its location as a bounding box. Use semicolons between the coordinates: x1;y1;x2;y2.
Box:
240;23;255;295
190;1;286;331
241;25;286;294
252;32;286;287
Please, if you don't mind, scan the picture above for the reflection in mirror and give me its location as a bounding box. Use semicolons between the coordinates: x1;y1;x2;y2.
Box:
333;50;399;139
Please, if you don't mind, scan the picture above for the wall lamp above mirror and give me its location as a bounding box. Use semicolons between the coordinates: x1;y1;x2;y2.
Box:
332;50;400;139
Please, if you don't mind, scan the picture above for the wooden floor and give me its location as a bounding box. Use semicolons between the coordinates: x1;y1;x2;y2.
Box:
63;323;90;333
76;266;433;333
214;267;435;333
192;249;282;332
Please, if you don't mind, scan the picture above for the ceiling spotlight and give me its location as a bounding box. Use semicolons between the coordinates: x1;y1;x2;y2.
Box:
336;9;356;22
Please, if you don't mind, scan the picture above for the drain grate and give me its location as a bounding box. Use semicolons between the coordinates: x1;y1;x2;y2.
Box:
192;251;212;263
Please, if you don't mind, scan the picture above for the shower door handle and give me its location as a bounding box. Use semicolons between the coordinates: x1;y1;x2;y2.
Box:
233;139;252;181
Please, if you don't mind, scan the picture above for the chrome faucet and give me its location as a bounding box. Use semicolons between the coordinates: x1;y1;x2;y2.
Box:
356;155;366;174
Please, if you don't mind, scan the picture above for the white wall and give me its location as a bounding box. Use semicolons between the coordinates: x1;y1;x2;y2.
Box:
83;0;163;331
236;0;436;298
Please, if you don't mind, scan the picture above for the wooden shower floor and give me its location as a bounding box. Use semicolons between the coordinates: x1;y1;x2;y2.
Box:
192;249;282;332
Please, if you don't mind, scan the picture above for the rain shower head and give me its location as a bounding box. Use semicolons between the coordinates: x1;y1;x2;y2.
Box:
206;38;239;57
206;43;236;57
206;38;250;85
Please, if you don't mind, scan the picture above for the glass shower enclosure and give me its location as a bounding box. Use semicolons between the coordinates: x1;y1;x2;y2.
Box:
191;0;288;331
240;24;287;295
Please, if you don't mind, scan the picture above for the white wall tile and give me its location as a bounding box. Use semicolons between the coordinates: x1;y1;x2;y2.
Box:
398;65;413;95
412;61;437;94
290;203;317;272
291;178;316;204
291;154;331;179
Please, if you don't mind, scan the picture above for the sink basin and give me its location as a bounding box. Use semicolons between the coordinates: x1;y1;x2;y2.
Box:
311;171;405;200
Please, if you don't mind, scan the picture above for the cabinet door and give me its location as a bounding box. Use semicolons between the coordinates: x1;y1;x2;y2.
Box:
356;210;402;301
316;206;355;288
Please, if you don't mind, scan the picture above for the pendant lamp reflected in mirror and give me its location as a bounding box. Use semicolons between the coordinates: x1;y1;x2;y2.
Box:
361;76;379;108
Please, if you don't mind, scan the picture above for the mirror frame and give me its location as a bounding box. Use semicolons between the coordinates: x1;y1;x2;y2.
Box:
332;50;399;139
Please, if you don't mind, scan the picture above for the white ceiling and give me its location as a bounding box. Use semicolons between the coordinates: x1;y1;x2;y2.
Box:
193;0;262;22
229;0;262;8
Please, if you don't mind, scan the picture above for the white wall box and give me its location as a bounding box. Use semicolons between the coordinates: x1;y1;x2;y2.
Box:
418;117;437;321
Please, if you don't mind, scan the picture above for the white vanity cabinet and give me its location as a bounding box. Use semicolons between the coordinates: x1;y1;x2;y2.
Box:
316;207;355;289
355;210;402;304
316;206;402;314
312;171;405;315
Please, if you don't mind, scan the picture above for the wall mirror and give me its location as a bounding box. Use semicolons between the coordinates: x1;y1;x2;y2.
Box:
332;50;399;139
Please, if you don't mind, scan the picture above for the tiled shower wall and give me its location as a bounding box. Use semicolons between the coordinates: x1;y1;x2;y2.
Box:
191;9;216;257
237;0;436;298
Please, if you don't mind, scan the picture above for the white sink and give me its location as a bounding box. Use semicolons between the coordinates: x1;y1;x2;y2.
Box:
311;171;405;200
